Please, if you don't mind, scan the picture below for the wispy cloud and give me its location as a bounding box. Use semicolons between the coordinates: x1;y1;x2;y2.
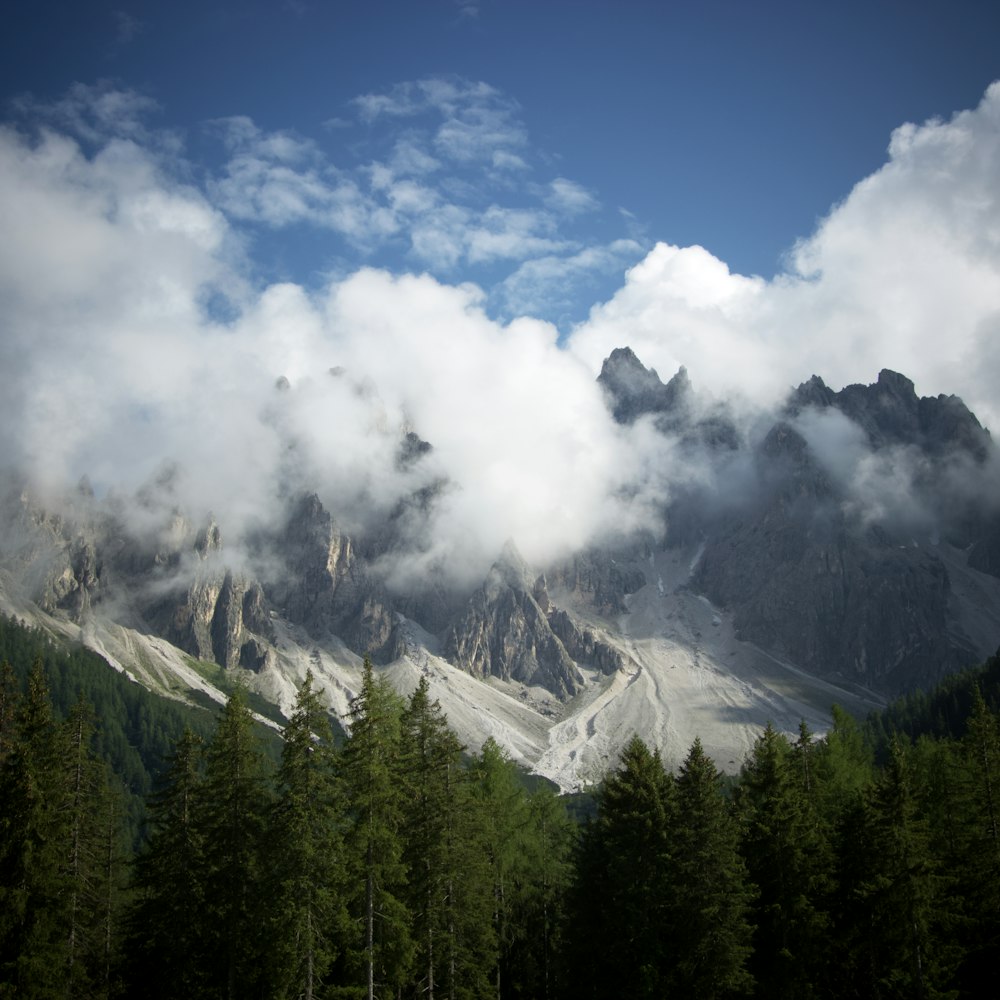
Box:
201;76;626;289
545;177;600;216
13;81;163;147
112;11;143;47
499;240;645;317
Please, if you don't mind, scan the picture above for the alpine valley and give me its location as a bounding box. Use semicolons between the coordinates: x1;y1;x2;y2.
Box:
3;348;999;789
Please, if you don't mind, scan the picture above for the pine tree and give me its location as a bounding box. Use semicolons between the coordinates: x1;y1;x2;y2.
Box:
668;738;753;998
514;785;573;1000
0;660;17;767
58;697;121;998
268;670;346;1000
853;737;956;998
954;687;1000;989
813;704;874;824
340;659;413;1000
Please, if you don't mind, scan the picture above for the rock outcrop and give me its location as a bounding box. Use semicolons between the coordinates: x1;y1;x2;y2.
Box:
443;544;584;699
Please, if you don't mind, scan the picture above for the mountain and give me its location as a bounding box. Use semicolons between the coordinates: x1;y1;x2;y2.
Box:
2;350;999;789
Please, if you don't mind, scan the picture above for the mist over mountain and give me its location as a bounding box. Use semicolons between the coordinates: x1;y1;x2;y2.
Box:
3;347;999;787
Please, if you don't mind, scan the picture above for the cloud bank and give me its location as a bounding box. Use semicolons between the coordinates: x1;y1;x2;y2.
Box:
569;82;1000;432
2;79;999;588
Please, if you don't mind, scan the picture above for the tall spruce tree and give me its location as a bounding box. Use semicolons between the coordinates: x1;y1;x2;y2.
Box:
668;738;753;998
954;687;1000;989
0;660;68;997
58;697;123;999
340;659;413;1000
564;736;673;999
737;723;830;999
268;671;346;1000
513;785;573;1000
199;687;272;1000
127;728;208;999
401;678;494;1000
857;737;957;999
471;736;532;1000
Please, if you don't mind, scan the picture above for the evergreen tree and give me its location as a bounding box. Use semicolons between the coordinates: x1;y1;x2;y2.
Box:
471;736;534;1000
563;736;673;999
813;704;875;824
0;660;16;766
512;785;573;1000
340;659;413;1000
268;671;347;1000
737;723;830;999
852;737;957;998
58;697;123;999
0;659;68;997
126;728;208;1000
668;738;753;998
953;687;1000;990
199;688;272;1000
401;678;494;1000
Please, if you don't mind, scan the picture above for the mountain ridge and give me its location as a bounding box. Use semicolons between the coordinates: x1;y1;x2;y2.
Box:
2;349;998;788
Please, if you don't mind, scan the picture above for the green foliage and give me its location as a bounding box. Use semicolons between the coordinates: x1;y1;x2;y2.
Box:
7;610;1000;999
126;728;208;999
200;687;274;999
401;678;494;1000
865;649;1000;756
669;738;754;998
737;723;832;999
339;659;413;999
268;670;347;1000
563;736;673;999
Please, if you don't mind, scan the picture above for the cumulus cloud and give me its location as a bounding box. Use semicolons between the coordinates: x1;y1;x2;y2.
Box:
3;78;1000;596
569;82;1000;432
0;99;681;587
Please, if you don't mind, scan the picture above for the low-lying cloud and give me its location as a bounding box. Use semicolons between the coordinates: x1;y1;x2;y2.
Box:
2;79;999;591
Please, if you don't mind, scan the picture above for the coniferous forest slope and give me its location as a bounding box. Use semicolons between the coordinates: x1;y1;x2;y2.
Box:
3;352;1000;790
2;609;1000;999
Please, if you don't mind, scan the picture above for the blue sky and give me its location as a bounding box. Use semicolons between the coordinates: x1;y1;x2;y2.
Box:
5;0;999;325
3;1;1000;570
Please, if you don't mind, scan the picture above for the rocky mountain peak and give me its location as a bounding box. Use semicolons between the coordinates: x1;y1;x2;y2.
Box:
597;347;690;424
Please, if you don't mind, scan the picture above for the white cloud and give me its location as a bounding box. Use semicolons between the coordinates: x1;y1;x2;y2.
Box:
546;177;599;216
13;82;166;148
499;239;645;317
6;78;1000;595
569;81;1000;431
492;150;528;172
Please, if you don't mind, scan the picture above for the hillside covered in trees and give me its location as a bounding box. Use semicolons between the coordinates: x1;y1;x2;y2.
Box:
1;615;999;998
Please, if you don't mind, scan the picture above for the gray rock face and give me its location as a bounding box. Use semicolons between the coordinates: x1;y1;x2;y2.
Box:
548;548;647;614
687;373;995;694
269;492;398;662
597;346;691;425
547;608;625;675
597;346;740;450
2;351;999;709
443;544;584;699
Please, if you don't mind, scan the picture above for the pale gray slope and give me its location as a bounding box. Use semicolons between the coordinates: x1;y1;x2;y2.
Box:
0;546;884;792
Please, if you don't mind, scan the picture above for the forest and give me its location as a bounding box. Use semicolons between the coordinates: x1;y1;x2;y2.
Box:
1;612;999;999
